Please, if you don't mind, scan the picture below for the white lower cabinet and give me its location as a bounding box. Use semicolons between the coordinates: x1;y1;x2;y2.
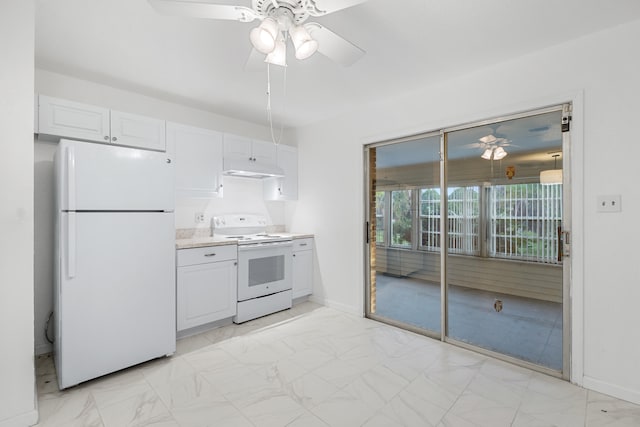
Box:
292;238;313;299
177;245;237;331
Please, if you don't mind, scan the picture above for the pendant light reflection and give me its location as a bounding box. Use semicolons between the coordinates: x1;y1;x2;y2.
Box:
540;153;563;185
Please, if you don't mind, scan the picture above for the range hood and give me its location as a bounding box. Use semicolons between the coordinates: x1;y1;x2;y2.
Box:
222;158;284;179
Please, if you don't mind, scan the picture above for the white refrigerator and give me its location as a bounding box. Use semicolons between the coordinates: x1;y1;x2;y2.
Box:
54;139;176;389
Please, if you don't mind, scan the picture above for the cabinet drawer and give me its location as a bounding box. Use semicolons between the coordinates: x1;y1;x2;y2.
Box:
292;238;313;251
177;245;237;266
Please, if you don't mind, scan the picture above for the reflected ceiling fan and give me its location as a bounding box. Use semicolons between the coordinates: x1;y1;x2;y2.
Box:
463;124;515;160
148;0;368;67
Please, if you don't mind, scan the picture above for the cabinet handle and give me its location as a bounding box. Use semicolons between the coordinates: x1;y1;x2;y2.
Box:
293;254;296;257
204;253;216;257
299;243;308;247
103;135;109;141
112;136;118;142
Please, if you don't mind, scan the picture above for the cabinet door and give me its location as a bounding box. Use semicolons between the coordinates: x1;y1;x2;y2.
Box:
169;123;223;198
177;259;237;331
38;95;110;143
110;110;166;151
292;249;313;299
223;134;253;161
264;144;298;200
251;139;277;166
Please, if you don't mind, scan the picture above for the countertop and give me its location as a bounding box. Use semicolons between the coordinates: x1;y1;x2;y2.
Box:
176;233;314;250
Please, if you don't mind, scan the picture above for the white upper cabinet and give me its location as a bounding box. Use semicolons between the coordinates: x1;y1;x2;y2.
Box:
110;110;166;151
223;134;277;167
38;95;110;143
264;144;298;200
37;95;166;151
168;122;223;198
222;134;253;160
251;140;277;166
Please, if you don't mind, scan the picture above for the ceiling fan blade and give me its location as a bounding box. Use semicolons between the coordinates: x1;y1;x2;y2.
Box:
308;0;369;16
244;48;266;72
305;23;365;66
148;0;259;22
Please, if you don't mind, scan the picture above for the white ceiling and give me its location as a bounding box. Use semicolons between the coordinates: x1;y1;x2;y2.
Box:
35;0;640;129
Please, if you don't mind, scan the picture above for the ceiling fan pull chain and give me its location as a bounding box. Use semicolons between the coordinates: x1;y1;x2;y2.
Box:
267;63;272;113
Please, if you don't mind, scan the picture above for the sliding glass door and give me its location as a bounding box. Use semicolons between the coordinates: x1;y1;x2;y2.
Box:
366;134;442;336
365;106;570;376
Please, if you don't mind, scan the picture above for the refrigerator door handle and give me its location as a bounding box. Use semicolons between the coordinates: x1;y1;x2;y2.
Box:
67;212;76;278
67;145;76;211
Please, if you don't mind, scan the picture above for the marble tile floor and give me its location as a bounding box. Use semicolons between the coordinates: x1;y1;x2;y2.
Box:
35;301;640;427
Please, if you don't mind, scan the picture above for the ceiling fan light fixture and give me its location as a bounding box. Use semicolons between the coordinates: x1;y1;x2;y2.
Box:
289;25;318;60
480;134;498;144
265;38;287;66
250;17;279;54
493;146;507;160
481;148;493;160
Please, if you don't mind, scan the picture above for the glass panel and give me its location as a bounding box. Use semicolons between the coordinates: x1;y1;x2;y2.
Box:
419;187;440;249
391;190;412;247
367;135;441;334
248;255;285;287
445;111;564;371
489;183;562;263
375;191;385;244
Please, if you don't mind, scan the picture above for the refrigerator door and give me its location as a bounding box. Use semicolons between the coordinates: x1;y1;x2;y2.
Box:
55;211;175;389
56;139;174;212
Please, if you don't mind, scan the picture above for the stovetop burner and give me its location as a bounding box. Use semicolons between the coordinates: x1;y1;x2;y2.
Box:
213;214;291;245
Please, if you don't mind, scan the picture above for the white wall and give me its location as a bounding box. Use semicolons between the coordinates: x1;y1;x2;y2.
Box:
175;177;286;230
291;19;640;404
0;1;38;426
34;71;288;354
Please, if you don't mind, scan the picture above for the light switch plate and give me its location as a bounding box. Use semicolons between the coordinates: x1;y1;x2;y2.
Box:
597;195;622;213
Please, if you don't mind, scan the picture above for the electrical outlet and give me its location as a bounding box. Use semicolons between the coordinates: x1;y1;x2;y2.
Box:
597;195;622;213
194;212;205;223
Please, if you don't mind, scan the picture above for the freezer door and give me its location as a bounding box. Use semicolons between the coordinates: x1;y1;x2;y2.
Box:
56;212;175;389
56;139;174;211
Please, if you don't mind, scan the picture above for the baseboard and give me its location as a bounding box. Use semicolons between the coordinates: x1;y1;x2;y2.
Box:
308;296;363;317
0;408;39;427
583;375;640;405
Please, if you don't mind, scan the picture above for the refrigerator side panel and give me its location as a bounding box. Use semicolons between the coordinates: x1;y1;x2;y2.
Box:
56;139;174;212
56;212;176;389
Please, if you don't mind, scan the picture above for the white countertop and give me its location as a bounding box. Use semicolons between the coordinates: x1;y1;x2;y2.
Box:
176;232;314;250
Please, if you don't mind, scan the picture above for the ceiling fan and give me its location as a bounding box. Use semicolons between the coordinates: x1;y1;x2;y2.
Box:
148;0;368;67
463;125;515;160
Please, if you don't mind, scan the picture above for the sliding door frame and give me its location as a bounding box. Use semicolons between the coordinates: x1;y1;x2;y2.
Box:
364;103;572;380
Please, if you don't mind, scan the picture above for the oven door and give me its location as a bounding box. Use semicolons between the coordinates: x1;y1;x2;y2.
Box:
237;242;292;301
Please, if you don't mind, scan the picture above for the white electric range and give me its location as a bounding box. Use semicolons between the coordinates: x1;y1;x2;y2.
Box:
212;214;293;323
